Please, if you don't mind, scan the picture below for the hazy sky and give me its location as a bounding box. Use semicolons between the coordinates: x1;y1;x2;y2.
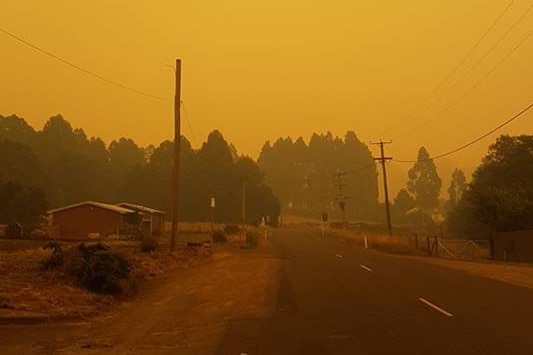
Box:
2;0;532;176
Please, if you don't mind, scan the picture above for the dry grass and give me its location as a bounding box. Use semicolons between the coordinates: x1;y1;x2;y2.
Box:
0;237;212;318
329;228;416;255
329;228;491;261
0;246;113;317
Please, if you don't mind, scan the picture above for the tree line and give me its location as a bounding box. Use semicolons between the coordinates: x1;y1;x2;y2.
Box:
258;132;380;221
390;136;533;238
0;114;280;230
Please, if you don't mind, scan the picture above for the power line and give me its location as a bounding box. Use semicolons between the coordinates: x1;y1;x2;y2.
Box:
418;1;533;113
180;101;198;146
393;25;533;140
0;26;169;102
380;0;515;138
267;162;375;185
393;101;533;163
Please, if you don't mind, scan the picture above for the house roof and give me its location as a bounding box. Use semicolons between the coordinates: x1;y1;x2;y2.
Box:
117;203;166;215
47;201;135;215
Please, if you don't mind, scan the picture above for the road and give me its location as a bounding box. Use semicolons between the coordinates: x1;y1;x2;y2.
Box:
216;226;533;355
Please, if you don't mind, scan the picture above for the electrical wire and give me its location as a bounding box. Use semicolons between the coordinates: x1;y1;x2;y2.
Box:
0;26;169;102
393;26;533;140
267;162;376;185
380;0;515;138
426;2;533;110
399;2;533;136
180;101;198;146
393;101;533;163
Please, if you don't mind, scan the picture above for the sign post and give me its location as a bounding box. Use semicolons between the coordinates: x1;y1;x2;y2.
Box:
210;197;216;232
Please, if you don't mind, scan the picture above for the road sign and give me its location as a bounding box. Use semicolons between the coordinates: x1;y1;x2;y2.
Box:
210;197;216;208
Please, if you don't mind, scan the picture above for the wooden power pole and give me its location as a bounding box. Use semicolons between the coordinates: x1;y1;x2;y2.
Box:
170;59;182;252
242;180;247;225
371;141;393;237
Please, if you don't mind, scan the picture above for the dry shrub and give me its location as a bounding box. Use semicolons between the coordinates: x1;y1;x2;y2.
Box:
140;236;159;253
212;231;227;243
223;224;241;235
245;232;258;248
40;241;64;269
69;243;130;294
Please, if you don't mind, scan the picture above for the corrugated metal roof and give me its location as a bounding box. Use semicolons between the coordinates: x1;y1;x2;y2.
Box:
117;203;166;215
47;201;135;215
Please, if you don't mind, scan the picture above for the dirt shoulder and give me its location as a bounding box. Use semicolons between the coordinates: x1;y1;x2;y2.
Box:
0;237;211;321
69;247;281;354
405;255;533;290
327;227;533;291
0;238;282;354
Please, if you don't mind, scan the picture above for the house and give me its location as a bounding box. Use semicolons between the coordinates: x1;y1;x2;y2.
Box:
47;201;137;240
117;203;165;236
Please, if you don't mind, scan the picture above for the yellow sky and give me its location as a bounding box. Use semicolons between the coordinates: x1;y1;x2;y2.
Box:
1;0;532;179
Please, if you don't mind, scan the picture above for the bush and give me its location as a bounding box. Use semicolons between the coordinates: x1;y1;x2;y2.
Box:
223;224;241;234
71;243;130;294
245;232;258;248
41;241;64;269
140;236;159;253
212;231;227;243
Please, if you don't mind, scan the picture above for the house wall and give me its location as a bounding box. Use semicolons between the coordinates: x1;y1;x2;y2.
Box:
151;214;165;235
50;204;124;239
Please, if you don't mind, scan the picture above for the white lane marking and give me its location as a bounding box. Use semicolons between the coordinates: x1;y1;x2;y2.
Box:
336;254;344;258
359;264;373;272
419;297;454;317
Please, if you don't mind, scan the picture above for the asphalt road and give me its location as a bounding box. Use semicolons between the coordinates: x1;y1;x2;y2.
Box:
216;226;533;355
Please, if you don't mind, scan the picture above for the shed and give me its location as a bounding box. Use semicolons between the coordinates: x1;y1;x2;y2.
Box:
47;201;136;240
117;203;165;236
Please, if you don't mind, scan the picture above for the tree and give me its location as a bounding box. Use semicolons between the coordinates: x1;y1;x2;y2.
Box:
452;135;533;234
392;188;415;223
0;115;37;145
447;169;466;212
0;113;281;225
407;147;442;212
0;181;48;232
108;138;145;200
109;138;145;172
0;140;43;188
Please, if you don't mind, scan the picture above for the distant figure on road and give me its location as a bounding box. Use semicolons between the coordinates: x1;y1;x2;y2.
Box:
321;211;328;235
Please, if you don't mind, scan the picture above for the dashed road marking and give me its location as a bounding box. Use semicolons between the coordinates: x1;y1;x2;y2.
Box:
336;254;343;258
359;264;373;272
419;297;454;317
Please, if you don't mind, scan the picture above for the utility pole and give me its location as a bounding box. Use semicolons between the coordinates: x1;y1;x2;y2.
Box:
170;59;181;252
334;170;349;227
371;141;393;237
242;180;247;226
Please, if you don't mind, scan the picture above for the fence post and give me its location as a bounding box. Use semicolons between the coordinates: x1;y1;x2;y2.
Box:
414;233;419;252
489;232;495;260
426;236;431;256
434;235;439;258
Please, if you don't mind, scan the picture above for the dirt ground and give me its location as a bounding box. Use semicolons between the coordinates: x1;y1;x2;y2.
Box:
0;237;281;354
0;237;212;319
